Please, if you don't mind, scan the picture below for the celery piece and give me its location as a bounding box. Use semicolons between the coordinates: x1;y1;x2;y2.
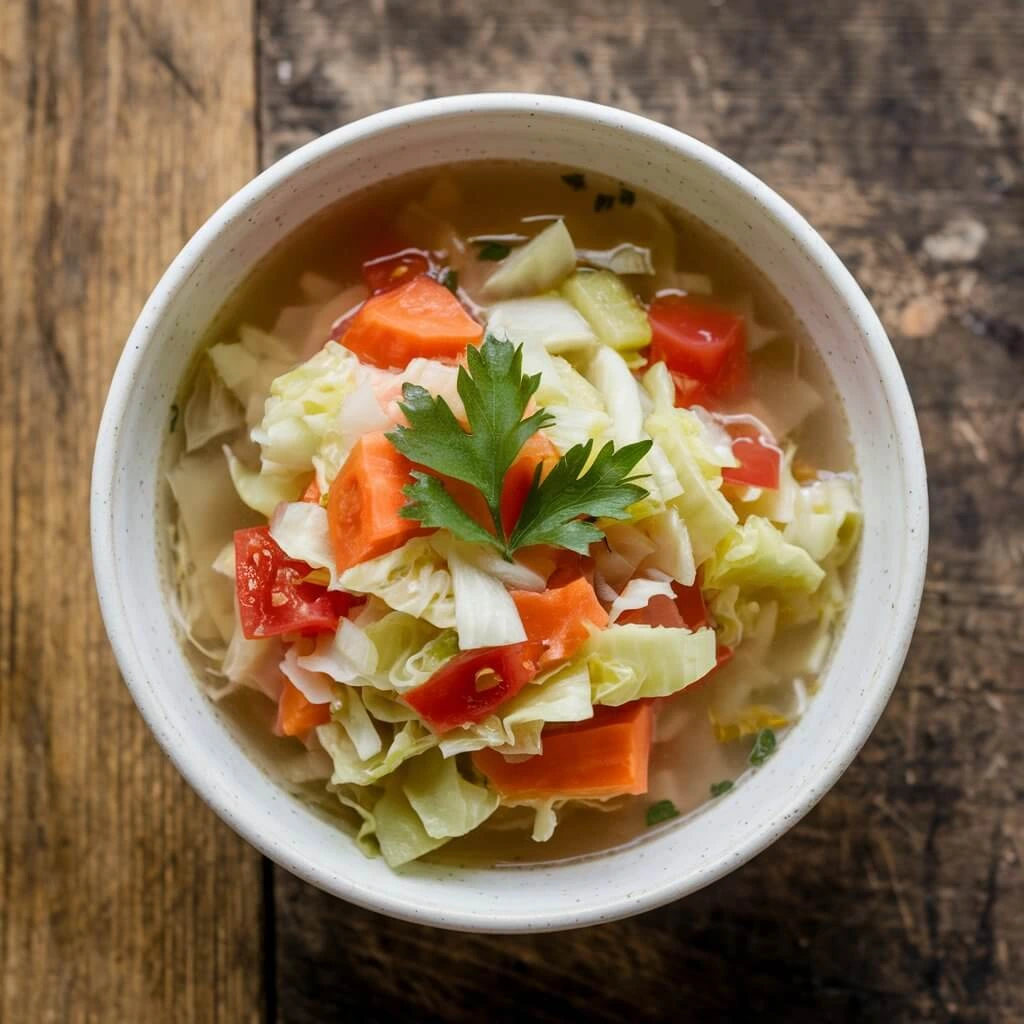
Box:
561;269;652;352
482;220;577;300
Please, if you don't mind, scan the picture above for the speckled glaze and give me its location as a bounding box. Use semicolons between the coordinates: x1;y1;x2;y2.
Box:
91;95;928;934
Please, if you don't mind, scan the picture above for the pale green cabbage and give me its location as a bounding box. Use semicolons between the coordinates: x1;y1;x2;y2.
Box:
208;325;296;425
783;475;862;566
584;624;717;706
339;538;456;628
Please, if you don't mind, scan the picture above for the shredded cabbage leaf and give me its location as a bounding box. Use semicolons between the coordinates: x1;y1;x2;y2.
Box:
209;325;296;426
584;624;717;705
703;516;825;595
339;538;455;628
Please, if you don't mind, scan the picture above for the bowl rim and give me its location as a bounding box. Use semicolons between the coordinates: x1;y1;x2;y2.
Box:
92;92;928;932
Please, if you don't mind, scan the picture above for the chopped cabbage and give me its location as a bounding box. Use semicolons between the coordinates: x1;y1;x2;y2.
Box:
372;777;447;867
362;611;457;691
483;220;577;299
403;748;499;840
317;718;437;788
703;516;825;595
184;360;244;452
584;624;717;705
329;686;383;760
251;341;362;473
444;542;527;649
268;500;340;585
339;538;456;628
208;326;295;426
577;243;654;276
784;475;862;566
280;643;335;704
223;445;305;518
168;445;258;645
639;508;696;585
297;619;377;684
217;613;284;701
646;409;739;564
562;269;652;352
487;296;597;353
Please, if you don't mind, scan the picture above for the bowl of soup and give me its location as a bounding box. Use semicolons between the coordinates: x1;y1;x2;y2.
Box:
92;94;927;932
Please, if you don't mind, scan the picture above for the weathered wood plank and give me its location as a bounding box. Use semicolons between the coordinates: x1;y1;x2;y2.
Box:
259;1;1023;1022
0;2;264;1022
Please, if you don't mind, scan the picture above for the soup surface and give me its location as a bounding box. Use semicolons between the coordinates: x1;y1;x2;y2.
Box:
166;161;860;868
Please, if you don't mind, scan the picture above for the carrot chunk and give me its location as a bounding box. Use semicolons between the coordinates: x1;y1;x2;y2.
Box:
472;702;654;799
327;432;425;573
276;679;331;737
341;275;483;369
511;573;608;666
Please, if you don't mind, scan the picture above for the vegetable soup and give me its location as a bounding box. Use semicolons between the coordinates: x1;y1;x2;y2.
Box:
166;162;860;869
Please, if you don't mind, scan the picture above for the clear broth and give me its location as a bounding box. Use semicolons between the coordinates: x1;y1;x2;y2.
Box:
175;161;855;868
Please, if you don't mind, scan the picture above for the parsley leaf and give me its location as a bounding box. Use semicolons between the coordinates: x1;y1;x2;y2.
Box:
387;336;552;545
749;728;777;766
645;800;679;826
386;335;652;558
710;780;733;797
509;438;651;554
477;241;511;261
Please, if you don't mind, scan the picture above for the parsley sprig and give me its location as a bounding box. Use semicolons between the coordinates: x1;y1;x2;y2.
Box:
386;335;651;559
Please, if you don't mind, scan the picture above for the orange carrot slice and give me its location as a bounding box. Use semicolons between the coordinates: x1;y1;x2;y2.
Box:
341;275;483;369
511;573;608;666
276;679;331;737
472;702;654;799
327;432;425;573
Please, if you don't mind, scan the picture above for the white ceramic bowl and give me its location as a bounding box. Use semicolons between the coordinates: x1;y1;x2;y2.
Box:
91;94;928;933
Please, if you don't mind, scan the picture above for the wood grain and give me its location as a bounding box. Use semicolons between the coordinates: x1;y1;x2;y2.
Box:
259;1;1024;1022
0;2;264;1022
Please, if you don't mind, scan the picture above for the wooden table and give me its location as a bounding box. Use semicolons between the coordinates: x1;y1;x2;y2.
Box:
2;1;1021;1020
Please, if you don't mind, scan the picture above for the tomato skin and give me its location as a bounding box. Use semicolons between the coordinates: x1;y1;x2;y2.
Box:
616;581;708;631
234;527;353;640
720;423;782;490
403;641;547;733
647;296;749;407
361;247;431;294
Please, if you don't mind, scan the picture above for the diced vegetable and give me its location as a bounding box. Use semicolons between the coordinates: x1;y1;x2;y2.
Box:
482;220;577;300
576;243;654;276
446;543;528;650
562;269;652;352
301;477;321;503
341;276;483;370
327;432;425;573
673;580;709;629
486;296;597;353
233;526;353;640
472;702;654;799
403;641;546;732
616;594;684;628
721;422;782;490
512;573;608;665
647;295;748;405
277;679;331;736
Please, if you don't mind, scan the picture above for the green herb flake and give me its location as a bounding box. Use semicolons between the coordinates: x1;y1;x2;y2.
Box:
618;186;636;207
710;780;734;798
441;268;459;294
749;728;777;766
169;403;179;433
645;800;680;826
477;242;511;262
561;172;586;191
594;193;615;213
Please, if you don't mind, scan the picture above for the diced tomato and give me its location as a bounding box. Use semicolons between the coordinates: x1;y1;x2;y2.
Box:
403;641;546;733
673;580;709;630
361;247;431;295
300;477;321;503
234;527;354;640
648;295;748;406
276;678;331;737
721;423;782;490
